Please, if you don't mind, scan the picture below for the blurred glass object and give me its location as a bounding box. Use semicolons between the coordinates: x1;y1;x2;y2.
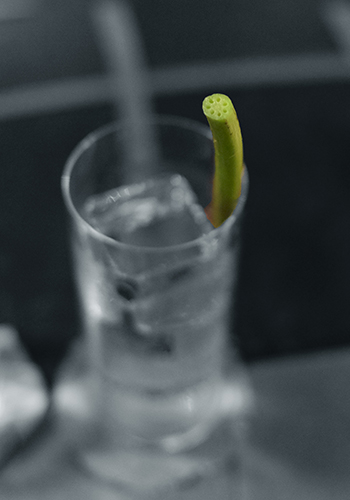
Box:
0;324;49;469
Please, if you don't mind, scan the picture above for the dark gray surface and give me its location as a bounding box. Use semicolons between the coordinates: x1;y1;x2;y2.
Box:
1;345;350;498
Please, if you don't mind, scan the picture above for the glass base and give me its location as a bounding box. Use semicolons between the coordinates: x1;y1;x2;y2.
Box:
54;342;253;499
99;373;250;453
76;414;246;499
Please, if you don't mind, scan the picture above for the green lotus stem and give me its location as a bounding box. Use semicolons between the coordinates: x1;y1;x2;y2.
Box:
202;93;244;228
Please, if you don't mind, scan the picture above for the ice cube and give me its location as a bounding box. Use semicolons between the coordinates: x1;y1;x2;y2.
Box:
84;174;213;247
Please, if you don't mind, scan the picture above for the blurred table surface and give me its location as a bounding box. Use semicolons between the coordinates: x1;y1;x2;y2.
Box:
0;342;350;499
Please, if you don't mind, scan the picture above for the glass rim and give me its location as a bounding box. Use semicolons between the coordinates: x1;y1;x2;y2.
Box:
61;114;248;253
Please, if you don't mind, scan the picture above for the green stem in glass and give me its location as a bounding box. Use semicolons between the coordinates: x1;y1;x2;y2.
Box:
202;93;244;228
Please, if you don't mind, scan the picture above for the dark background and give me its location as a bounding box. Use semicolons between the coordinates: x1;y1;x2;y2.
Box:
1;0;350;386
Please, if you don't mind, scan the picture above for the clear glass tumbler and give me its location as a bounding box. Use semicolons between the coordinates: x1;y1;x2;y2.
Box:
62;115;250;498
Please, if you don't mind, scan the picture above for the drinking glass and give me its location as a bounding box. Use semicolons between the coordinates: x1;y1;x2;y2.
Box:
62;115;250;498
